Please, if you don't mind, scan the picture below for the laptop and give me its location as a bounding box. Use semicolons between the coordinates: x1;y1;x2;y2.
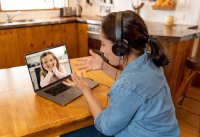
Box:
25;44;99;106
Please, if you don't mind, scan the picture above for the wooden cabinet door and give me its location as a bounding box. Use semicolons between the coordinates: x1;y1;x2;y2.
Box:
45;23;78;58
0;23;79;68
17;23;78;64
0;29;21;68
45;24;67;47
77;23;88;57
17;26;47;65
65;23;78;58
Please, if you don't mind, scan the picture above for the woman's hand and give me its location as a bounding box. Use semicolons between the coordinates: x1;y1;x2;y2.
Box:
63;72;91;93
75;50;104;72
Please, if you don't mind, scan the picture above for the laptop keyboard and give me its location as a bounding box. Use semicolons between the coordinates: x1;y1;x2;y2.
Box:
44;83;69;96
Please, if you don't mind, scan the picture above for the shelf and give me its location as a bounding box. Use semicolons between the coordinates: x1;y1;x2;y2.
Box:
152;0;176;11
152;5;176;11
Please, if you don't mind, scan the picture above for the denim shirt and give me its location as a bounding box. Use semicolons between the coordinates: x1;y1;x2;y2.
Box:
94;51;180;137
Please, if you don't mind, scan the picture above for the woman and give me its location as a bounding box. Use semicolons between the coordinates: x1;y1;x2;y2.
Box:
63;10;179;137
40;51;67;87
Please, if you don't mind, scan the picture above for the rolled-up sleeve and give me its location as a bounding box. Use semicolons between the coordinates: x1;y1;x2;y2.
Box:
94;84;144;136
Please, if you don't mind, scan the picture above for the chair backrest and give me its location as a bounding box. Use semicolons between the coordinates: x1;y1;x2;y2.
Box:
186;57;200;71
34;67;41;89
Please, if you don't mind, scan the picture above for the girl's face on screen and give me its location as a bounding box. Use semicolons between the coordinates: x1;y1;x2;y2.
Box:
42;54;55;71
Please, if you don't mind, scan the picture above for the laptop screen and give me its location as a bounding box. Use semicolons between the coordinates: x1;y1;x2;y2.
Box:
25;45;71;91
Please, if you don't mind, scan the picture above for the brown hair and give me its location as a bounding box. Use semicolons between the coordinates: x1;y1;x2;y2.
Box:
40;51;59;76
101;10;169;67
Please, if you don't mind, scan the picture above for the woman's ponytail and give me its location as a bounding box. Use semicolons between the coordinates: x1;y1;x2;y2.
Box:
101;10;170;67
147;36;170;67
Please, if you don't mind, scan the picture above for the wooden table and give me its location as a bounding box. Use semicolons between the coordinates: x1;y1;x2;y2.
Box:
0;58;114;137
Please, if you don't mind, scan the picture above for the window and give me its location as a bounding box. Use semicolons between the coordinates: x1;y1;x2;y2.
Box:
0;0;65;11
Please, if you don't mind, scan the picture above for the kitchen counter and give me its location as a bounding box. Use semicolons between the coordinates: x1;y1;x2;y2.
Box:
0;15;199;99
0;17;77;29
0;15;102;30
0;15;199;44
77;15;102;25
146;21;200;43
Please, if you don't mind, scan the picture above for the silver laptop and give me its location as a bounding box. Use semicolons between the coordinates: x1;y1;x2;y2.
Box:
25;44;99;106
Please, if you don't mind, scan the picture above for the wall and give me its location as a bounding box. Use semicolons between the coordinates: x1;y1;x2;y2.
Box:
0;0;199;25
69;0;200;25
0;10;60;21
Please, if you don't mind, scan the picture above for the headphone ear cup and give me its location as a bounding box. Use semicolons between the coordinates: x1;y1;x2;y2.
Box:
112;43;119;56
112;41;128;56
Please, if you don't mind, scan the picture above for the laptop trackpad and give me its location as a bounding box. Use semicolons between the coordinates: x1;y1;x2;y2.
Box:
60;87;82;100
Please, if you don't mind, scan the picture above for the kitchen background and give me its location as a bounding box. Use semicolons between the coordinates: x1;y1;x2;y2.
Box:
0;0;200;25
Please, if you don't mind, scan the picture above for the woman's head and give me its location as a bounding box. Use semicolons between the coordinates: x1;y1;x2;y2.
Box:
40;51;59;76
100;10;169;67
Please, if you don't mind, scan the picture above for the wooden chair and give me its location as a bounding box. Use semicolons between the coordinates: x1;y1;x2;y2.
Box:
174;57;200;132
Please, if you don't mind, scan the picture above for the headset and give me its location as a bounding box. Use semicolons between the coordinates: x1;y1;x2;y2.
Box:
112;12;128;57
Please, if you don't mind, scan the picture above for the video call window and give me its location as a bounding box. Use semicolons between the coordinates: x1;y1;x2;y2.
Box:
26;46;71;90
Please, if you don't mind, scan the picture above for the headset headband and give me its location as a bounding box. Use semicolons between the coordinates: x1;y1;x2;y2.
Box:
115;12;122;44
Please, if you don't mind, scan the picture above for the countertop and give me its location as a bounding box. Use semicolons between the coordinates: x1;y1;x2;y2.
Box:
146;21;200;43
0;15;102;30
0;15;199;43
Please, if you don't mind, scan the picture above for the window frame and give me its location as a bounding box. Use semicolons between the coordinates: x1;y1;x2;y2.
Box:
0;0;63;12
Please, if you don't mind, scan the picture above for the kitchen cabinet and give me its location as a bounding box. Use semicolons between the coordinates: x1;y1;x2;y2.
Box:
0;29;21;68
0;23;81;68
145;21;200;98
77;23;88;57
64;23;78;58
17;23;78;64
162;39;194;96
17;25;47;64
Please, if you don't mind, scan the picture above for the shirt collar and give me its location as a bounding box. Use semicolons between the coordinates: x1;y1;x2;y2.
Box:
122;50;149;73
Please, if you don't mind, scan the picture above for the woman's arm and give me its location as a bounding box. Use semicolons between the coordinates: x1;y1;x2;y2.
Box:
63;72;104;117
82;88;104;117
76;50;121;80
40;72;54;87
